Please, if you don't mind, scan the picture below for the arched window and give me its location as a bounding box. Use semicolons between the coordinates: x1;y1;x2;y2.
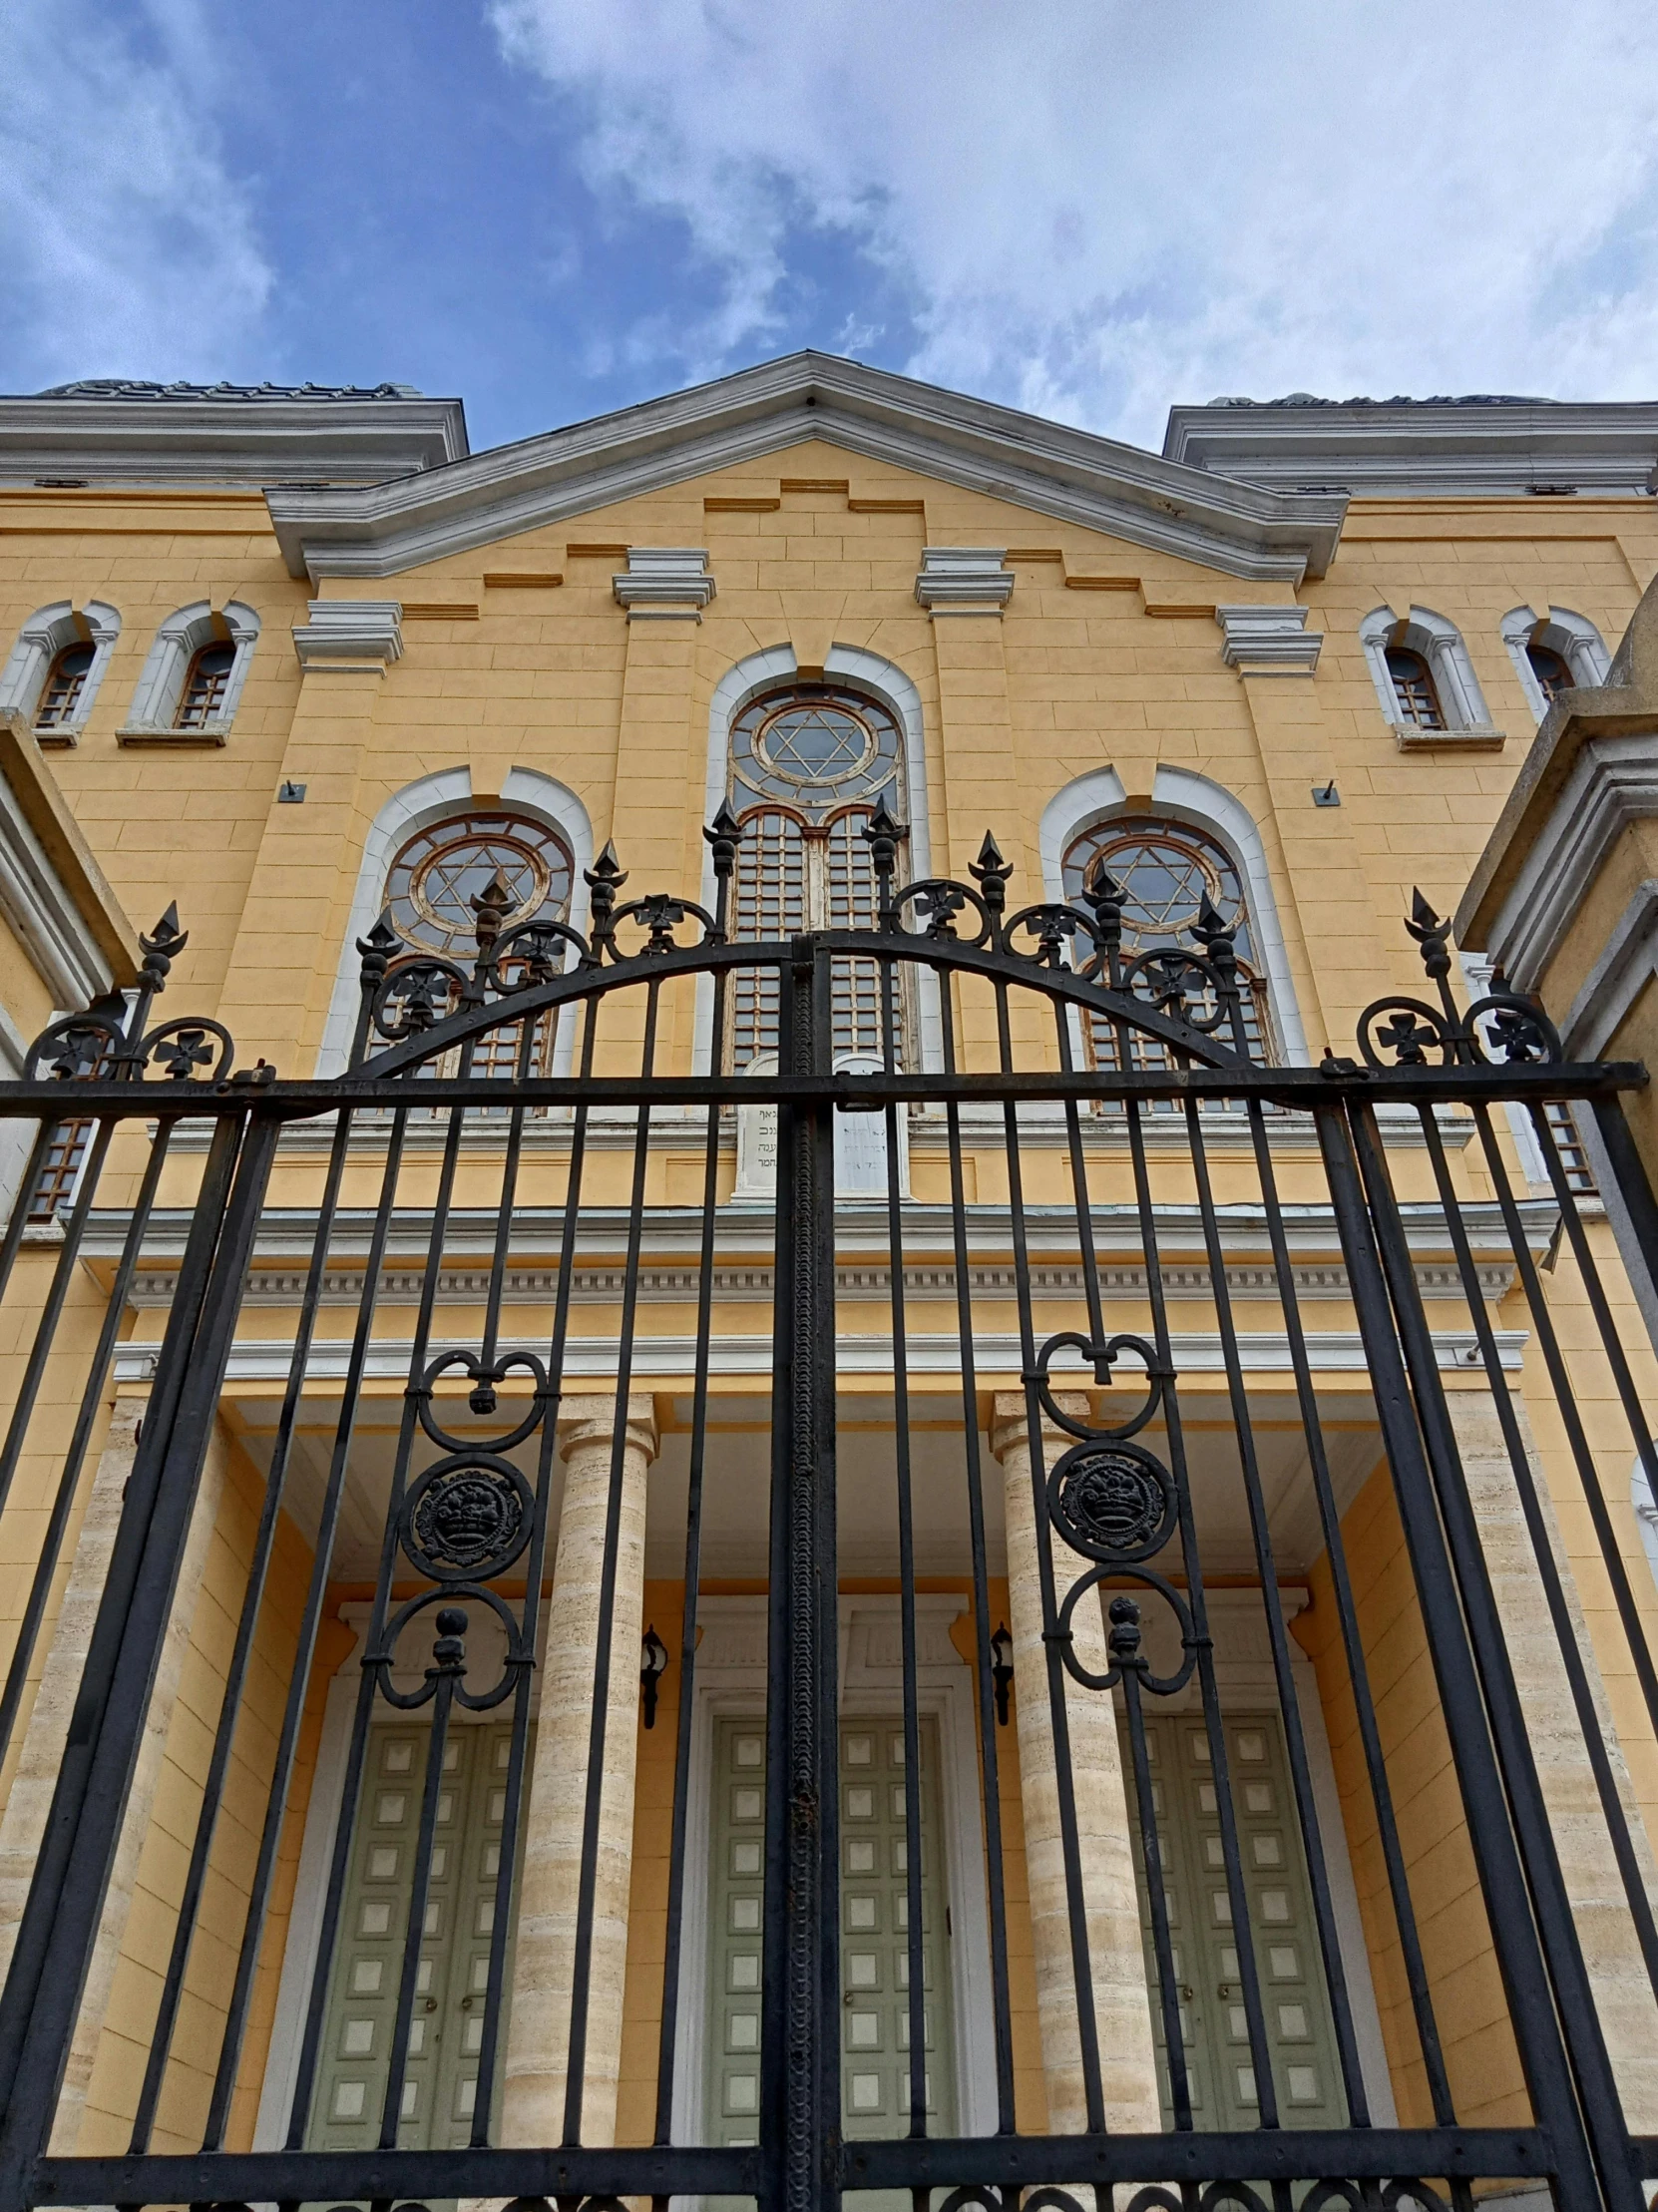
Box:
175;641;237;729
727;682;905;1067
1360;606;1492;743
1061;815;1276;1068
382;810;575;1075
36;642;97;730
1500;606;1611;722
1384;647;1446;730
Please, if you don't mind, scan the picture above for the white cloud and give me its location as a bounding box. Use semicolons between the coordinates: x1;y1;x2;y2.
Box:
489;0;1658;444
0;0;272;391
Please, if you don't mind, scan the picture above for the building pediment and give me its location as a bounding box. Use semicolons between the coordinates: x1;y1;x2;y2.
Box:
265;352;1347;586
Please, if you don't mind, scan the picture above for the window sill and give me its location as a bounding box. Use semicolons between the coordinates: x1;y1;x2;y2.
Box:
116;723;230;748
1392;721;1506;752
33;726;80;750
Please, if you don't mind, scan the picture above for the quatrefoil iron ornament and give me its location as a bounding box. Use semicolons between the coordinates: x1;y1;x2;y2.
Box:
400;1455;535;1581
1046;1438;1178;1564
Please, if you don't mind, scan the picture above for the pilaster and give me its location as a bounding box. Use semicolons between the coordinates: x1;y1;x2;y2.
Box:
1213;603;1376;1059
215;598;404;1074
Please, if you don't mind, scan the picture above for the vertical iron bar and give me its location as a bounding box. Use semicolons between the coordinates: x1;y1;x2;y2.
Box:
935;973;1018;2134
379;1645;461;2145
761;936;839;2212
1183;1096;1370;2123
560;974;661;2142
0;1107;274;2196
1245;1095;1456;2124
1316;1102;1611;2212
1118;1664;1193;2128
0;1112;178;1772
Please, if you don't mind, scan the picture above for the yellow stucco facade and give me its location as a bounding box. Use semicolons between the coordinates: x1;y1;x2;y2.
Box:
0;367;1656;2197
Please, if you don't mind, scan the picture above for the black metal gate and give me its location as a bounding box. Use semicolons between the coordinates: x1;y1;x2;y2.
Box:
0;816;1657;2211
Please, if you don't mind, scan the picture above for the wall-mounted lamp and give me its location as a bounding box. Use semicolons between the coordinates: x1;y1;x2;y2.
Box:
640;1623;669;1728
990;1622;1015;1727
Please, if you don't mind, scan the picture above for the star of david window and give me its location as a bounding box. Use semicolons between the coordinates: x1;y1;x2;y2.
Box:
727;683;907;1067
1062;816;1276;1070
382;812;575;1078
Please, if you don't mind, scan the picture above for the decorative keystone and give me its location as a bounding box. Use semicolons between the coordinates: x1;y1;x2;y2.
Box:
1215;604;1322;674
291;600;404;666
612;548;716;619
915;547;1014;613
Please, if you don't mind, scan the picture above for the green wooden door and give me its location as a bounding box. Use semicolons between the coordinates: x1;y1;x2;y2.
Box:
704;1715;957;2146
1130;1711;1345;2130
310;1719;528;2151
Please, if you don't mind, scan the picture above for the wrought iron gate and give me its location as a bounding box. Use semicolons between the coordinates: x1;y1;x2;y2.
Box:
0;815;1656;2211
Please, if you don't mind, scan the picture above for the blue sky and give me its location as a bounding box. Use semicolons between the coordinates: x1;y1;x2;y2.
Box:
5;0;1658;458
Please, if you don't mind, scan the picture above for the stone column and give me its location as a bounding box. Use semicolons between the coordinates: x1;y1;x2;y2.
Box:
0;1395;232;2150
502;1393;658;2147
1447;1387;1658;2130
991;1392;1159;2134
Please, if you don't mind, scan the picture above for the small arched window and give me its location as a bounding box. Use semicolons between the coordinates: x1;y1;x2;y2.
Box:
727;682;905;1067
1061;815;1276;1069
175;641;237;729
36;643;97;731
1385;648;1446;730
382;810;575;1075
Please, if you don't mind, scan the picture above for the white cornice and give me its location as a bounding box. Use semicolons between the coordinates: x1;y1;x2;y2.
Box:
0;392;467;488
1483;731;1658;987
291;600;405;666
612;547;715;618
915;546;1015;612
264;353;1348;586
1164;398;1658;497
1215;604;1322;674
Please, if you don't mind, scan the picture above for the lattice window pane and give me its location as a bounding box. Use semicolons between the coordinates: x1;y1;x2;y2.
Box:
1061;816;1275;1077
28;1117;94;1222
37;644;94;729
731;811;807;1067
1542;1099;1596;1194
176;643;236;729
1385;648;1446;730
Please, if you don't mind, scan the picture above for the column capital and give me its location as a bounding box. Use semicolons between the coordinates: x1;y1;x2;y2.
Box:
611;547;715;620
291;598;404;668
915;545;1014;614
1215;602;1322;675
989;1388;1089;1462
556;1391;659;1460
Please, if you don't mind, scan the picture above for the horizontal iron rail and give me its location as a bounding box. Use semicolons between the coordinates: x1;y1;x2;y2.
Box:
32;2143;758;2202
30;2128;1550;2204
0;1062;1643;1119
842;2129;1553;2187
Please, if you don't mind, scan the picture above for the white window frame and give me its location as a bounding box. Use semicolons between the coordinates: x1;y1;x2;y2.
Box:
1499;604;1611;724
1038;762;1310;1066
123;599;260;739
1359;604;1498;744
317;764;595;1075
700;643;940;1073
0;600;121;739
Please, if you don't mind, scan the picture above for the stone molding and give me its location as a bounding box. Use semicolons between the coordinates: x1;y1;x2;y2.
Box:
1478;733;1658;988
1215;603;1322;674
1164;395;1658;497
115;1325;1529;1389
290;598;404;667
914;545;1014;613
264;352;1347;585
611;547;715;619
1562;878;1658;1061
0;389;466;488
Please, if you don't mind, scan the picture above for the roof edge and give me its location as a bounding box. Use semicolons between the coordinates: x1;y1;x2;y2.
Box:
265;352;1348;585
